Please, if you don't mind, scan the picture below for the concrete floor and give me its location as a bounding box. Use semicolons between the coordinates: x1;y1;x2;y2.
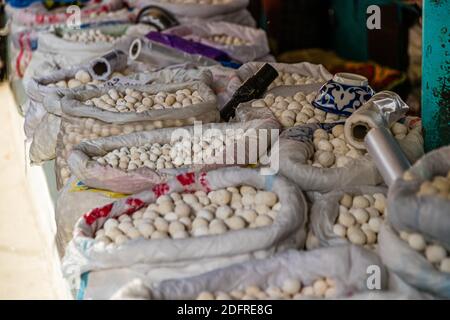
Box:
0;83;69;299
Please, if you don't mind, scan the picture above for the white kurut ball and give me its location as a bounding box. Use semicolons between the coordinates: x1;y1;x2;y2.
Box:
408;233;426;251
338;212;355;228
333;224;347;237
225;216;246;230
347;226;367;245
440;258;450;273
282;279;301;295
425;244;447;263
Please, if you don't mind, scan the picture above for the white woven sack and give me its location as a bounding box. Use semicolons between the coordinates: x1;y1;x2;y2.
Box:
23;23;147;81
55;176;128;257
378;224;450;298
54;81;219;188
68;118;280;194
62;168;308;276
387;146;450;248
111;245;389;300
277;121;423;193
309;186;388;249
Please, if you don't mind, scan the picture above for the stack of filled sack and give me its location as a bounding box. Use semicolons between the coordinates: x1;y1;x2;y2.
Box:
12;0;447;301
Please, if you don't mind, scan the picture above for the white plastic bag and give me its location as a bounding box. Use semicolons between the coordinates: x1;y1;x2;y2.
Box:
277;121;423;193
68;119;279;194
55;177;128;257
378;224;450;298
29;113;61;164
72;252;259;300
6;0;127;79
24;99;46;139
62;168;308;276
25;62;211;135
387;146;450;248
309;186;388;249
233;85;423;192
25;60;156;105
112;255;429;300
53;81;219;187
60;82;217;123
23;23;145;81
111;245;389;300
165;21;269;62
25;60;155;164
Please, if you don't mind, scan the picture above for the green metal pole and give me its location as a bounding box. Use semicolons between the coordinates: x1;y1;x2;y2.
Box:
422;0;450;151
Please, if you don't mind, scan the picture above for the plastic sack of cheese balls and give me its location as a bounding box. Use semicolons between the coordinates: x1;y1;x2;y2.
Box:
67;118;280;194
236;84;424;192
25;63;214;164
277;119;423;193
23;22;148;81
25;60;155;105
62;168;308;291
25;60;153;164
6;0;127;79
71;252;260;300
55;81;219;188
55;176;128;257
387;145;450;248
236;84;345;129
110;245;389;300
164;21;269;63
307;186;388;251
378;223;450;298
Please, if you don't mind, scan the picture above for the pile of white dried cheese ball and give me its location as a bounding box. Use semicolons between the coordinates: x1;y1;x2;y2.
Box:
399;231;450;273
416;171;450;200
58;117;199;185
196;277;336;300
63;122;155;148
94;186;280;246
62;29;122;43
333;192;386;249
206;34;249;46
93;134;236;171
94;143;179;171
310;125;365;168
251;92;346;128
46;70;126;89
269;72;325;89
310;122;411;169
84;88;203;113
157;0;230;4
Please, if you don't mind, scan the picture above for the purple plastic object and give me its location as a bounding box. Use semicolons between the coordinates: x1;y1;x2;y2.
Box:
146;31;232;63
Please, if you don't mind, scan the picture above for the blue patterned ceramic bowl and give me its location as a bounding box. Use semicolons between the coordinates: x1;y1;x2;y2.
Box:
312;73;374;116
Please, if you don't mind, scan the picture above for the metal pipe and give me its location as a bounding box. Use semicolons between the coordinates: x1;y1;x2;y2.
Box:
365;127;411;186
